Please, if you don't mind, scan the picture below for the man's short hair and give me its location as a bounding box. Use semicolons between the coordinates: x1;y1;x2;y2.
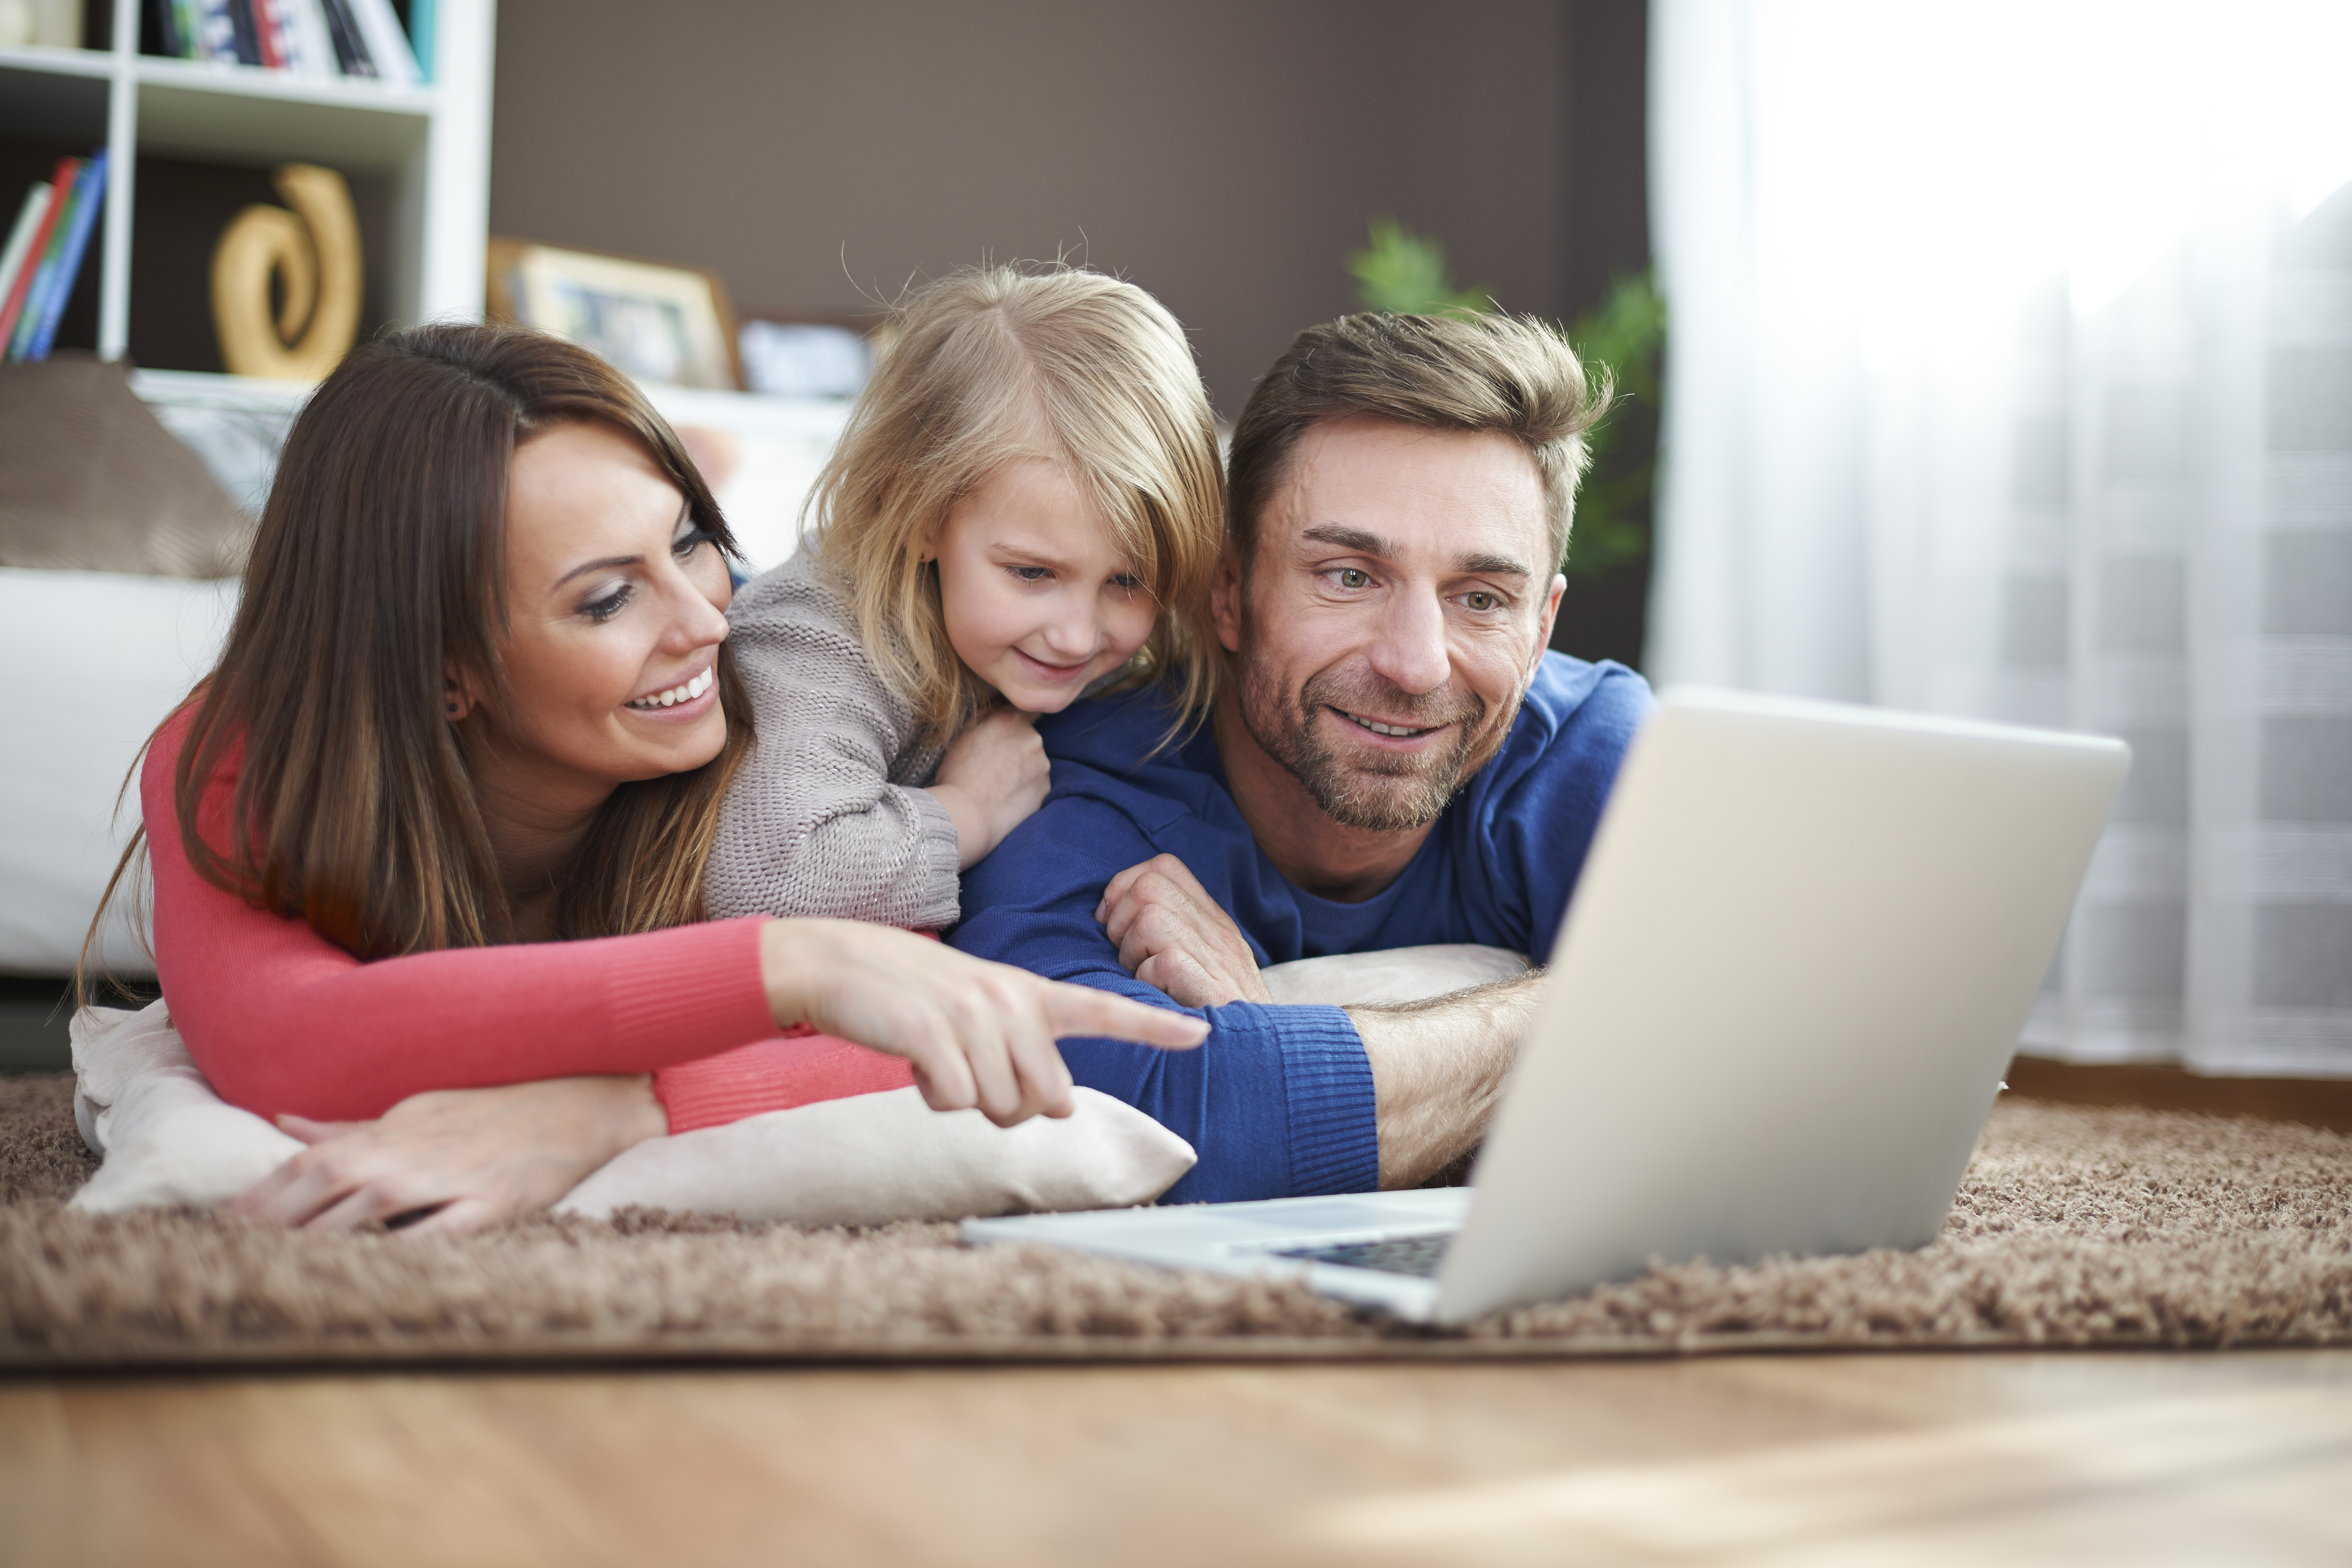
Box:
1225;311;1612;575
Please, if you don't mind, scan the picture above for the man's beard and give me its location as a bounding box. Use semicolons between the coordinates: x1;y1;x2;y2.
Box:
1238;660;1496;833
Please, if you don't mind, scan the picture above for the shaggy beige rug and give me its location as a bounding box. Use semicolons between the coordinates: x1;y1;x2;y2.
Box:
2;1073;2346;1367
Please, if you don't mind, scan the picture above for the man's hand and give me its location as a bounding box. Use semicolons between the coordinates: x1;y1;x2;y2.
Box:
226;1074;668;1235
1096;853;1273;1008
930;707;1050;870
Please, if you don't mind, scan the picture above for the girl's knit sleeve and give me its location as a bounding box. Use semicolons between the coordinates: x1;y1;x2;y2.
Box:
701;559;963;930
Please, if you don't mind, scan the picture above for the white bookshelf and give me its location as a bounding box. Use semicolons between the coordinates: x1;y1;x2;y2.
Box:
0;0;494;362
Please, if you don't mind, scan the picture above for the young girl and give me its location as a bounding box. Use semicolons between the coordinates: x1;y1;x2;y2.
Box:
705;266;1225;927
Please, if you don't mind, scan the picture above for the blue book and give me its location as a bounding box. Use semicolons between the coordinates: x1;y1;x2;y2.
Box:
22;151;108;363
407;0;434;82
5;159;79;362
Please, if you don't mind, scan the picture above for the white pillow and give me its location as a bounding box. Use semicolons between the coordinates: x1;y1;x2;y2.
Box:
66;1001;1194;1223
1260;943;1531;1007
555;1086;1189;1226
66;944;1529;1222
70;1001;305;1213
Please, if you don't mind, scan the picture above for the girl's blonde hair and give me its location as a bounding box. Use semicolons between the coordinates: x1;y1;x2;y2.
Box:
810;264;1225;741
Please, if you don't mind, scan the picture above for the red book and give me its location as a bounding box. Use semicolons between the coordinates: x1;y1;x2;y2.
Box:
0;157;77;351
250;0;284;68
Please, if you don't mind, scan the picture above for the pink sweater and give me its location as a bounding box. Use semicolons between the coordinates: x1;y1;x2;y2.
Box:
144;709;913;1133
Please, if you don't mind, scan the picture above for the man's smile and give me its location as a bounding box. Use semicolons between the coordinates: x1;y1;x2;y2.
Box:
1332;707;1446;740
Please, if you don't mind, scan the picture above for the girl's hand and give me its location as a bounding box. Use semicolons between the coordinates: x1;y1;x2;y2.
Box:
225;1075;666;1234
929;707;1050;869
758;919;1207;1126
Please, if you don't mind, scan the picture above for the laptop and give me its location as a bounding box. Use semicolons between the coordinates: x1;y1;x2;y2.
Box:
963;687;2131;1325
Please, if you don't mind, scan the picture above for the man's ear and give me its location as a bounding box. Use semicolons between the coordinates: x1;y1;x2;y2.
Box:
1531;572;1567;672
1209;546;1247;654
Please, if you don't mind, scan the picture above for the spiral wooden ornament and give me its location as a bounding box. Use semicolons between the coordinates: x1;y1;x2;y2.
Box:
210;163;362;382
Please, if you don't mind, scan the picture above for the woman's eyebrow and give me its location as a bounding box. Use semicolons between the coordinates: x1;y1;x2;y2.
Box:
556;554;640;588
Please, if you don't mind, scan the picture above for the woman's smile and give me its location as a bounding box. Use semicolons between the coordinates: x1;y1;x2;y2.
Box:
624;662;717;716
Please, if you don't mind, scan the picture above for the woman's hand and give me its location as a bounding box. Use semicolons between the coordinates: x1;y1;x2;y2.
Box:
224;1074;667;1235
928;707;1050;869
759;919;1207;1126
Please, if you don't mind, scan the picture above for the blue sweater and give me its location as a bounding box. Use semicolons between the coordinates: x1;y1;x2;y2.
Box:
950;653;1653;1202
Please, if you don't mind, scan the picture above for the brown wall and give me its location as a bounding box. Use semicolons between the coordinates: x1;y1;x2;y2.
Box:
490;0;1657;668
489;0;1572;420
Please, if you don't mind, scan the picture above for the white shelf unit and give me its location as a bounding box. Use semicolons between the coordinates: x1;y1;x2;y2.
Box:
0;0;494;362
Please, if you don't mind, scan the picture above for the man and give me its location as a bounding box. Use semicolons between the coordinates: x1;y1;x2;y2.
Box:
951;311;1652;1201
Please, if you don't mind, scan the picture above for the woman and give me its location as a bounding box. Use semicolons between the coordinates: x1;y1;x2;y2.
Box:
91;324;1202;1233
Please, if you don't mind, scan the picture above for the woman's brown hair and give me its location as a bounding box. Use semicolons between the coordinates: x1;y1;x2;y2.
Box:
82;322;754;988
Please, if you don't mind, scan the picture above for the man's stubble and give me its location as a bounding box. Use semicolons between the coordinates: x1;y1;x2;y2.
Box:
1234;633;1519;835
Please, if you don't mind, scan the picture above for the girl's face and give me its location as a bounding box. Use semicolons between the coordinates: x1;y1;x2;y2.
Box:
476;420;733;821
927;459;1158;713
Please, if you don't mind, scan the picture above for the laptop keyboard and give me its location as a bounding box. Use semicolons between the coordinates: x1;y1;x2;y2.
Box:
1274;1232;1454;1278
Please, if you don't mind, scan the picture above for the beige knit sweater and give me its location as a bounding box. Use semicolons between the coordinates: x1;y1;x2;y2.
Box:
705;548;963;929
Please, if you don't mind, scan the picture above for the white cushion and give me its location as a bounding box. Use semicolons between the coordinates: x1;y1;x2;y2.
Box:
1259;943;1531;1007
555;1086;1191;1226
70;1002;304;1213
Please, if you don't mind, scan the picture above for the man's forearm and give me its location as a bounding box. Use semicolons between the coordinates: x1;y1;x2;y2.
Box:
1348;971;1545;1188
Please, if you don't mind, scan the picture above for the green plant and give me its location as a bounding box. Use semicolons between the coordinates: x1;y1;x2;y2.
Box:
1347;219;1493;317
1344;221;1664;578
1559;270;1665;579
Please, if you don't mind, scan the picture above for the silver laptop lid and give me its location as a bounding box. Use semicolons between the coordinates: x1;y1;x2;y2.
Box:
1434;687;2130;1323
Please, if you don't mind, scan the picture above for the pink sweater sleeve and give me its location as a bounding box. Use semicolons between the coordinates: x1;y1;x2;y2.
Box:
145;712;908;1127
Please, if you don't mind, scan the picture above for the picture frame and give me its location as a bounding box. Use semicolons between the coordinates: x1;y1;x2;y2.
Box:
485;236;743;391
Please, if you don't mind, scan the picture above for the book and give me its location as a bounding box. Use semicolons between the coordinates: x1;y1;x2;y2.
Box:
248;0;283;67
406;0;433;82
142;0;185;58
318;0;374;77
345;0;419;84
20;152;107;362
195;0;240;63
278;0;338;77
11;0;79;45
0;159;77;356
172;0;202;57
224;0;263;66
0;184;52;326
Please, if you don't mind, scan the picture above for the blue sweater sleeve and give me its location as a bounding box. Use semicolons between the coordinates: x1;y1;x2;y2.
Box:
1487;662;1657;963
951;796;1380;1202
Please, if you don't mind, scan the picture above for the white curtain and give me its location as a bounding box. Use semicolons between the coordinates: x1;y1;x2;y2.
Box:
1647;2;2352;1076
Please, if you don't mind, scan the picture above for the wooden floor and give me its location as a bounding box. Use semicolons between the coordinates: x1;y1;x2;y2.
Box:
4;1350;2349;1566
2006;1056;2352;1132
